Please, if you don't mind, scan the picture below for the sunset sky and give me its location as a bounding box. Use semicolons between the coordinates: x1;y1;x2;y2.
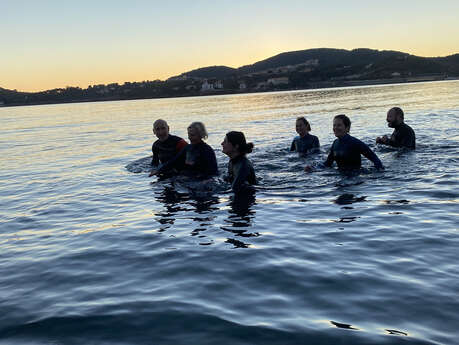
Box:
2;0;459;92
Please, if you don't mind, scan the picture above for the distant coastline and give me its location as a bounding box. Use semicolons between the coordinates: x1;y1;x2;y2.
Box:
1;77;457;109
1;48;458;107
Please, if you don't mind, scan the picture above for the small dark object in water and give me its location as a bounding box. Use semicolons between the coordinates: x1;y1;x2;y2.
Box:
386;329;408;336
330;321;358;330
334;193;366;205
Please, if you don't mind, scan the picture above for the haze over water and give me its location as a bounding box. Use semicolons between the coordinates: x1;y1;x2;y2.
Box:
1;81;458;345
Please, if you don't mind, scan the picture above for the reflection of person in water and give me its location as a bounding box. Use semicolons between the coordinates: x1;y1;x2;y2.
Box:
151;121;218;179
290;116;320;156
376;107;416;149
150;119;188;176
221;131;256;193
305;114;384;172
223;190;257;248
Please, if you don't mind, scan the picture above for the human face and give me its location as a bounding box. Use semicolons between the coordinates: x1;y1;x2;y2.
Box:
296;120;308;137
188;127;202;144
221;136;236;157
153;121;169;141
386;109;400;128
333;118;349;138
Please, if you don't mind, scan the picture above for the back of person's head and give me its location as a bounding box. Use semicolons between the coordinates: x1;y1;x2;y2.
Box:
296;116;311;131
391;107;404;121
226;131;254;154
334;114;351;129
188;122;208;139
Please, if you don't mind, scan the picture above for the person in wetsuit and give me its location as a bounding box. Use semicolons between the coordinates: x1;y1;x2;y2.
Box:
290;116;320;155
152;121;218;179
305;114;384;172
149;119;188;176
221;131;256;193
376;107;415;149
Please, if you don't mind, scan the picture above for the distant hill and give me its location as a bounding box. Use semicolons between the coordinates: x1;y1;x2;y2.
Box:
174;48;458;79
1;48;458;107
175;65;236;79
434;53;459;74
237;48;403;74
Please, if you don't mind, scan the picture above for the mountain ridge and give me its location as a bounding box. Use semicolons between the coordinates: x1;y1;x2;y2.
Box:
174;48;458;79
1;48;458;107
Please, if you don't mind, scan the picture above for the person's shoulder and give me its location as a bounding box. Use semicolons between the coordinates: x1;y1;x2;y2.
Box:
403;123;415;133
330;137;339;148
169;134;184;142
152;139;161;148
342;134;356;142
201;141;215;152
239;155;251;165
348;135;368;147
235;156;253;170
245;156;254;168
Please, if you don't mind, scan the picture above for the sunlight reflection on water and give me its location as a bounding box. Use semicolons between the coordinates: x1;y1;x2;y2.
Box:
0;81;458;345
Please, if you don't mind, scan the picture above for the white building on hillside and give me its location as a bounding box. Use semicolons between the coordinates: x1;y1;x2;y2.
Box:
267;77;289;86
201;80;214;91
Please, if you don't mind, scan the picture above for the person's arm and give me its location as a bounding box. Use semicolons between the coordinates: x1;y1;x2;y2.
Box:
231;160;251;193
176;139;188;153
323;147;334;167
290;139;296;151
376;135;389;145
398;128;416;149
313;136;320;148
308;136;320;154
386;133;400;147
305;146;332;172
154;146;186;175
357;139;384;170
203;145;218;177
151;144;159;166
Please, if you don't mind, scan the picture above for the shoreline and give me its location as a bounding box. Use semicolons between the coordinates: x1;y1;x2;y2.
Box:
1;77;457;108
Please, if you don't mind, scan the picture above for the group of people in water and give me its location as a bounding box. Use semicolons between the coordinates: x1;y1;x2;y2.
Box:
149;107;416;193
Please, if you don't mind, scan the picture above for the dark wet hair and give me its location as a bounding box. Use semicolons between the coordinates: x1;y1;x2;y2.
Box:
226;131;254;154
334;114;351;129
296;116;311;131
390;107;404;121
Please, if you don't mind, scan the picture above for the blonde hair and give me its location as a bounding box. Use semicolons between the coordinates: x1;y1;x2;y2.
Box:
188;122;208;139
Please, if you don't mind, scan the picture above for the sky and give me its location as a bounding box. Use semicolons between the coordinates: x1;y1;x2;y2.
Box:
2;0;459;92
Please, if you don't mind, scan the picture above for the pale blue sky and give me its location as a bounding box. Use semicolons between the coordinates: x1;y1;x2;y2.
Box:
2;0;458;91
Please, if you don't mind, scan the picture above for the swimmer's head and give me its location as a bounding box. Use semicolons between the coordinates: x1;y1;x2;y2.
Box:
387;107;404;128
222;131;253;158
296;117;311;137
153;119;170;141
188;122;208;144
333;114;351;138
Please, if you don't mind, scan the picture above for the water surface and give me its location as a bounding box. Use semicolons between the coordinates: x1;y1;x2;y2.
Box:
1;81;458;345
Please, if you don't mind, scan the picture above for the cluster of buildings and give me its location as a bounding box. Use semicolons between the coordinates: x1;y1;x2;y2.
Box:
168;59;322;93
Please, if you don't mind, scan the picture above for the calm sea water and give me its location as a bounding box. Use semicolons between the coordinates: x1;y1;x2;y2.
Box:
1;81;458;345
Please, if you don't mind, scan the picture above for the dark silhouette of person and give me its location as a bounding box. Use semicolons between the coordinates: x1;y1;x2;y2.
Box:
149;119;187;176
305;114;384;172
290;116;320;156
376;107;415;149
221;131;256;193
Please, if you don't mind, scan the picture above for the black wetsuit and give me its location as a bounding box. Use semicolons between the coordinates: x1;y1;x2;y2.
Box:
158;141;218;179
387;123;416;149
290;134;320;155
227;155;256;193
152;135;188;166
324;134;383;171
